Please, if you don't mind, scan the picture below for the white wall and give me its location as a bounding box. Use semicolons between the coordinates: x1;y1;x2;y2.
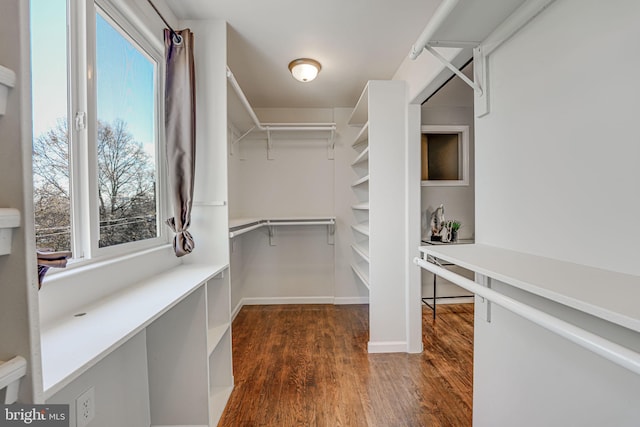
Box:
228;108;359;310
473;1;640;425
0;0;43;403
475;0;640;276
183;18;229;267
46;332;151;427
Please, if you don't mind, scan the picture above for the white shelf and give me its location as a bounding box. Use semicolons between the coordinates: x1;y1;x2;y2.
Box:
0;208;20;256
229;218;262;229
348;83;369;126
351;202;369;211
351;224;369;236
351;146;369;165
351;263;370;289
352;243;370;263
352;122;370;147
419;244;640;333
0;65;16;115
40;263;228;398
229;216;336;238
207;323;231;356
351;175;370;187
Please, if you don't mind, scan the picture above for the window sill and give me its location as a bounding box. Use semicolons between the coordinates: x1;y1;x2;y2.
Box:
42;243;173;282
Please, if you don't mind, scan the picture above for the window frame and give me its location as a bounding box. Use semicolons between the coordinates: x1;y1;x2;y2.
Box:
34;0;169;267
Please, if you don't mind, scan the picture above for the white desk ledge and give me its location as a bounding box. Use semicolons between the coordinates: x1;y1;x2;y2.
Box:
419;243;640;333
40;263;227;398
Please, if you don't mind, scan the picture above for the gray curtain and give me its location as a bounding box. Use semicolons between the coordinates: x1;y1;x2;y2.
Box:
164;29;196;257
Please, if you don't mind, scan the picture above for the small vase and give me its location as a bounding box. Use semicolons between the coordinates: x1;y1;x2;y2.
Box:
450;230;458;242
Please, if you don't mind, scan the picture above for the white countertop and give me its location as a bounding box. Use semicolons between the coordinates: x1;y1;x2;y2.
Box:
40;263;227;398
419;244;640;333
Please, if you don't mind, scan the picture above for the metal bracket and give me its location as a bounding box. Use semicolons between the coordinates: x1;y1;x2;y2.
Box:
327;221;335;245
266;128;274;160
476;273;492;323
230;126;254;157
473;46;490;117
327;129;335;160
424;44;482;95
268;223;276;246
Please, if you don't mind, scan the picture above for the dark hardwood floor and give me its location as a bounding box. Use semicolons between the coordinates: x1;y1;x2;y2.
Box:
219;303;474;427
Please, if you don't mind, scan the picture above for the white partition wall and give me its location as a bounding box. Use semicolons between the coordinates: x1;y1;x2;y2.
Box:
471;1;640;425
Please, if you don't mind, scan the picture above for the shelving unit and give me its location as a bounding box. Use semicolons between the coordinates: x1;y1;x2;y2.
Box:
350;96;371;291
206;272;233;423
348;80;409;353
40;264;228;393
350;115;370;290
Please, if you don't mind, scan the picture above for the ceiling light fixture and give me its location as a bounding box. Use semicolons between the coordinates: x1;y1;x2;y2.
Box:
288;58;321;83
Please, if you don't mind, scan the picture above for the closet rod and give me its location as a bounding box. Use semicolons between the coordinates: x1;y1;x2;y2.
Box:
409;0;460;60
146;0;182;43
226;67;336;134
414;257;640;377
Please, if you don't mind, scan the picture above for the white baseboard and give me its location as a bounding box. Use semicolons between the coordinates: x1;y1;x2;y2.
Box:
334;296;369;305
367;341;408;353
231;296;370;320
242;296;335;305
231;300;244;321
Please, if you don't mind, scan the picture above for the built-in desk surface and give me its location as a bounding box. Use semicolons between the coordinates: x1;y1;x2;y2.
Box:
418;244;640;333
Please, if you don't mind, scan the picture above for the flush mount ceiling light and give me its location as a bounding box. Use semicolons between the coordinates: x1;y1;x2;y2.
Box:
288;58;321;82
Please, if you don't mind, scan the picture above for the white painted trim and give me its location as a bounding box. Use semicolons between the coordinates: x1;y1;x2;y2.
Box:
406;104;423;354
231;296;370;320
367;341;408;354
231;300;244;321
242;296;335;306
420;125;470;187
334;297;369;305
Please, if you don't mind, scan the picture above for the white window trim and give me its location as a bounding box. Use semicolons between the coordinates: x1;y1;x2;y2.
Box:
57;0;170;264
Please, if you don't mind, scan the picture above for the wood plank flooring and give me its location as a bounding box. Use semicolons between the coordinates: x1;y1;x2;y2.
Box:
218;303;473;427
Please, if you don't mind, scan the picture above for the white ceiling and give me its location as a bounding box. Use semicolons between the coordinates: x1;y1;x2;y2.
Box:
163;0;444;109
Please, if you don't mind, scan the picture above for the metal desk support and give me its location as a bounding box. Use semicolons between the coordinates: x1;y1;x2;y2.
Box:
421;239;474;319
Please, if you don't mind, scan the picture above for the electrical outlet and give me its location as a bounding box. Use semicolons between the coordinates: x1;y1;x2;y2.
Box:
75;387;95;427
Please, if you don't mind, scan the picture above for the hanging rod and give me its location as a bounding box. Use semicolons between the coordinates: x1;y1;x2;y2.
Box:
226;67;336;145
146;0;182;44
413;257;640;377
409;0;461;60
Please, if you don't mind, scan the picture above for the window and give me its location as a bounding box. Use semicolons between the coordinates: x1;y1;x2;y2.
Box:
30;0;165;261
420;125;470;187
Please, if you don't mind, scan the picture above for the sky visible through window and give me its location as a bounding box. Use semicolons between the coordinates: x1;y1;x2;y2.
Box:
30;0;155;155
30;0;159;251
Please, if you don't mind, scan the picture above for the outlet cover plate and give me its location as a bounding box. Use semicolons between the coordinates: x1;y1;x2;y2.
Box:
75;386;95;427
